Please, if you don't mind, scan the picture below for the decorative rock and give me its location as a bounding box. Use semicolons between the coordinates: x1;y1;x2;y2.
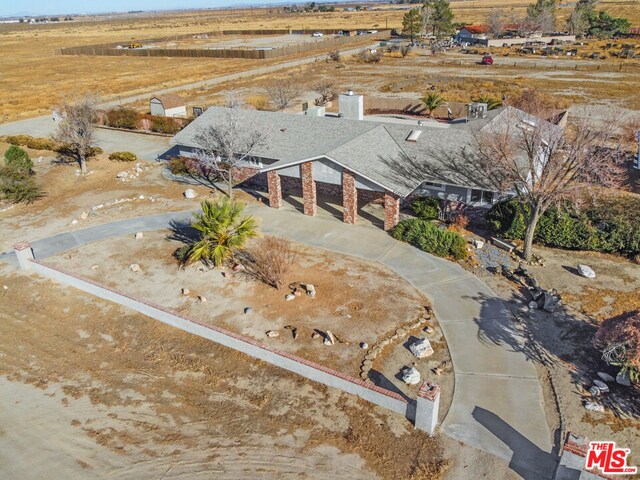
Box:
232;263;244;271
199;296;207;303
135;232;144;239
181;288;190;295
129;263;140;272
593;379;609;393
311;332;321;339
116;171;128;179
360;342;368;349
306;284;316;297
91;265;99;270
294;290;302;297
528;301;538;310
423;326;434;334
71;220;78;225
616;370;631;387
138;195;145;200
285;294;295;301
473;239;484;249
184;189;197;199
266;330;279;338
409;338;434;359
584;401;605;413
432;367;444;376
577;264;596;279
589;385;601;396
324;331;336;346
244;307;253;314
401;367;421;385
597;372;615;383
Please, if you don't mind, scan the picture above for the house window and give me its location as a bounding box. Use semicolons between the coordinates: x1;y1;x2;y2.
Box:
470;189;494;205
422;181;445;191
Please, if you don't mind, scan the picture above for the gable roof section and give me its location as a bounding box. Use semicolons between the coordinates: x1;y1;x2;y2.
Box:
461;25;488;34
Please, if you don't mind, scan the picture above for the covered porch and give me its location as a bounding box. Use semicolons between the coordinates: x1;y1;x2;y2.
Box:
261;160;402;231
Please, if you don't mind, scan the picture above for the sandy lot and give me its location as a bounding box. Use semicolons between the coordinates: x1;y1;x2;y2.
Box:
44;230;454;408
154;34;342;50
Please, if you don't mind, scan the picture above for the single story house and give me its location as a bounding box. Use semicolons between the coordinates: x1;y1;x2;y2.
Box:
150;93;187;118
455;25;489;45
171;102;554;231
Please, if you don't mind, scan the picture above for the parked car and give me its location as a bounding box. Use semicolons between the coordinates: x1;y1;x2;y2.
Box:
312;32;323;37
481;55;494;65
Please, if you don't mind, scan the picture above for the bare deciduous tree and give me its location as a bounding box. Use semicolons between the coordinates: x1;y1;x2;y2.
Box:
485;8;507;37
313;80;336;107
264;78;301;111
193;96;265;198
54;95;97;174
243;236;296;289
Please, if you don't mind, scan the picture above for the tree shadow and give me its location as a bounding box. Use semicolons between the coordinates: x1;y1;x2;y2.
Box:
472;407;559;480
165;218;199;245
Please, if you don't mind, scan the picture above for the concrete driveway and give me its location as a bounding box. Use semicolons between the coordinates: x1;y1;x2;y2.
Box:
1;204;556;478
0;116;170;161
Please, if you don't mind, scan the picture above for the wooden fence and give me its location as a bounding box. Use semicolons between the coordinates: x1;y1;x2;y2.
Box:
57;30;388;60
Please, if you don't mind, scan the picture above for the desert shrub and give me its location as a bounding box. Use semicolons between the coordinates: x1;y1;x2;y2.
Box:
2;134;32;146
109;151;138;162
486;198;640;256
244;236;296;289
150;116;181;135
0;164;43;204
168;157;200;176
411;196;440;220
4;145;33;172
25;137;57;150
245;94;271;111
392;218;467;260
106;107;140;130
328;50;341;62
594;310;640;383
359;50;383;63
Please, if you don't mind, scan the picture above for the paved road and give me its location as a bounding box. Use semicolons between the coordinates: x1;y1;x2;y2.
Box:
1;204;556;479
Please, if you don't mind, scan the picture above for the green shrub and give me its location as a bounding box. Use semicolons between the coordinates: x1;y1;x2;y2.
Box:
4;145;33;172
392;218;468;260
25;137;57;151
150;116;181;135
106;108;140;130
486;198;640;256
0;165;43;204
411;196;440;220
109;151;138;162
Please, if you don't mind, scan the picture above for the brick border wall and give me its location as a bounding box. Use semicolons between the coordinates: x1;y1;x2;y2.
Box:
27;258;410;418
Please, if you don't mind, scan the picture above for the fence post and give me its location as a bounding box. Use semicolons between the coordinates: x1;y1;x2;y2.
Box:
415;381;440;435
14;242;34;270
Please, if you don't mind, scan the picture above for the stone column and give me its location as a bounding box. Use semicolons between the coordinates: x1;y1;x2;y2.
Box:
342;169;357;225
14;241;34;270
301;162;316;217
415;381;440;435
383;192;400;231
267;170;282;209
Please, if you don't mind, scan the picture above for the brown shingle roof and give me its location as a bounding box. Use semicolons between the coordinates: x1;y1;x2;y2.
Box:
151;93;185;109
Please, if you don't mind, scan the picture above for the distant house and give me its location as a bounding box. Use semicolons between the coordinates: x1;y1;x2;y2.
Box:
150;94;187;118
455;25;490;45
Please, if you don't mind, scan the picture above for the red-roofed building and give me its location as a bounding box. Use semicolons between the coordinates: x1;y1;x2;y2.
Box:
455;25;490;45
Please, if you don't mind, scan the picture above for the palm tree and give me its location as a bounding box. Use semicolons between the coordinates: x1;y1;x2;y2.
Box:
421;92;445;118
185;197;259;267
471;96;502;110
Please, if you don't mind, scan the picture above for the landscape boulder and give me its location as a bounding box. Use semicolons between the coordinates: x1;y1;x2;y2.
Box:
616;370;631;387
360;342;368;349
135;232;144;239
593;379;609;393
129;263;140;272
117;171;128;179
305;284;316;297
597;372;615;383
584;401;605;413
401;367;421;385
181;288;190;295
577;264;596;279
285;294;295;301
184;189;197;199
409;338;434;359
324;330;336;346
266;330;279;338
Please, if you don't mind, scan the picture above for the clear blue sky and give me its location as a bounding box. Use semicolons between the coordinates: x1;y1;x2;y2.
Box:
1;1;261;17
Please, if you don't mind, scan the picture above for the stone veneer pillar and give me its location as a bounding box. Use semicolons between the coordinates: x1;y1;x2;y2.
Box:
300;162;316;217
384;192;400;231
342;169;357;225
14;241;34;270
267;170;282;209
415;381;440;435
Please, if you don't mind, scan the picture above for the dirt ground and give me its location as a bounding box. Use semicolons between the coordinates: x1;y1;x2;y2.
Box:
0;263;518;480
43;230;454;409
470;243;640;464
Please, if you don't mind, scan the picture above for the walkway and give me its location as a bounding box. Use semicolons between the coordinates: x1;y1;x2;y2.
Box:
1;205;556;478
